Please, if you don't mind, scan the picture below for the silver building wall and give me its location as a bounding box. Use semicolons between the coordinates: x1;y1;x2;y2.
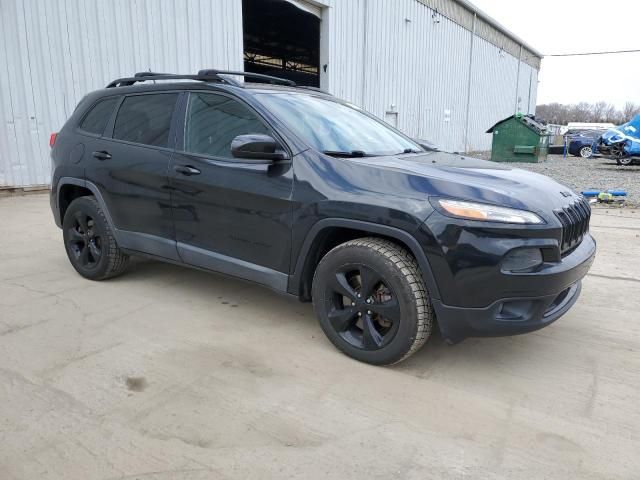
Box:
322;0;539;153
0;0;243;188
0;0;540;188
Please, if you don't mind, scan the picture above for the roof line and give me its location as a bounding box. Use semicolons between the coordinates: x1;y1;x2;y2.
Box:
453;0;543;59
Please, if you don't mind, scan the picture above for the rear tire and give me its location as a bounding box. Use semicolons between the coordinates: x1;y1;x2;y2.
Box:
62;196;129;280
579;146;593;158
617;157;633;166
312;237;433;365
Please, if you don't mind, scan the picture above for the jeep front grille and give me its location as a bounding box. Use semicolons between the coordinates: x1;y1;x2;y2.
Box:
554;197;591;255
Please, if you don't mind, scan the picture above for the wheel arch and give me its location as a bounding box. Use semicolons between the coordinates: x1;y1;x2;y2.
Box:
57;177;116;232
289;219;441;302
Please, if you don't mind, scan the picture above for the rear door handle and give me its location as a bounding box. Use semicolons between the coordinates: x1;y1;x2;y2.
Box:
174;165;201;176
92;151;112;160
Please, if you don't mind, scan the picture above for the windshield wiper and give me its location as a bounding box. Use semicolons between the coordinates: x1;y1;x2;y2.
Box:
322;150;368;158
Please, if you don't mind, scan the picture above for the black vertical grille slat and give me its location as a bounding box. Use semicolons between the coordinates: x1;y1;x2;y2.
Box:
570;204;580;240
555;197;591;255
575;202;587;236
565;206;576;246
578;201;590;235
564;207;573;245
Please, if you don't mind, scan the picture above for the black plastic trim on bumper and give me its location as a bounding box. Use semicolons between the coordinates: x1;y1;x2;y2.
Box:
433;281;583;344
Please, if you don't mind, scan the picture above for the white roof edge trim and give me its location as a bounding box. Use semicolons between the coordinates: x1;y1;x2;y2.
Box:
454;0;543;59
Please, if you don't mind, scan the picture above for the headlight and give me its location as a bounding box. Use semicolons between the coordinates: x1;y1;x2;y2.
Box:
436;199;544;224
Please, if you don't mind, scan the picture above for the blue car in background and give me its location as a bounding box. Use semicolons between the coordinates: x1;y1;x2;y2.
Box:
567;130;606;158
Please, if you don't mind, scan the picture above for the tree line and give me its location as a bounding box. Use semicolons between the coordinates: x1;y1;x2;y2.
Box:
536;102;640;126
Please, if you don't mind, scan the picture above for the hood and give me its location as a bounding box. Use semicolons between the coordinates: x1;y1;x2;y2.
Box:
350;151;579;215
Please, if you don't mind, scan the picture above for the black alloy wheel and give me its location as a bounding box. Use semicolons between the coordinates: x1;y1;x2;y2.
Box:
327;264;400;350
313;237;433;365
62;196;129;280
67;211;102;270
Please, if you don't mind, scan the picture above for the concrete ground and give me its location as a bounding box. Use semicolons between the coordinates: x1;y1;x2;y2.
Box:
1;194;639;480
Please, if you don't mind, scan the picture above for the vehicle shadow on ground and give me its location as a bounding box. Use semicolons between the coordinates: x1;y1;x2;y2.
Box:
120;256;304;312
120;257;541;375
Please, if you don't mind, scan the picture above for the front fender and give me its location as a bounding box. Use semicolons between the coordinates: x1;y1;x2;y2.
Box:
288;218;441;301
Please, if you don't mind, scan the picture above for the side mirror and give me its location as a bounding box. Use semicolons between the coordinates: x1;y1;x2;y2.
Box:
231;134;289;161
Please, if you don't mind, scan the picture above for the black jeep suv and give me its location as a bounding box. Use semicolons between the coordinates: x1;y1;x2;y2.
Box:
50;70;596;365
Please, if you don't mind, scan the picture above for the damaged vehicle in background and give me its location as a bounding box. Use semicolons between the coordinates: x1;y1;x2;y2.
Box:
599;115;640;165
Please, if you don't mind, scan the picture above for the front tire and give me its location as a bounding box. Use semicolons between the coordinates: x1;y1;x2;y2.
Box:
62;196;129;280
312;238;433;365
617;157;633;166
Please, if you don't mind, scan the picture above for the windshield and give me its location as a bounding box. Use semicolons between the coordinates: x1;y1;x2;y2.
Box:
256;92;422;156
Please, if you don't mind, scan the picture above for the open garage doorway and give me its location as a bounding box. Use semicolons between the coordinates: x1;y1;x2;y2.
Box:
242;0;321;87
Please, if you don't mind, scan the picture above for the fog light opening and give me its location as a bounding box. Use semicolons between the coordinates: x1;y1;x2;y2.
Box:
501;248;543;273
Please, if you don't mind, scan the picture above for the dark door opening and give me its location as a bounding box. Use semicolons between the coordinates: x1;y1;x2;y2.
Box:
242;0;320;87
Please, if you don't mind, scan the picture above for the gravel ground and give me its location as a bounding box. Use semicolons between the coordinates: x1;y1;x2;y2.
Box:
473;153;640;207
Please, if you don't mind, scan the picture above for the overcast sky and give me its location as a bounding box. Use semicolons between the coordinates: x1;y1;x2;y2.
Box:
468;0;640;108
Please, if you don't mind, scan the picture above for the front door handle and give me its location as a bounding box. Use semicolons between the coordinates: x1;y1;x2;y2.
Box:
92;150;111;160
174;165;201;176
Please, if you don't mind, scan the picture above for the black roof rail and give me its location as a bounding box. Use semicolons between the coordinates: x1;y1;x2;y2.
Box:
134;71;171;77
106;70;297;88
106;73;224;88
197;69;296;86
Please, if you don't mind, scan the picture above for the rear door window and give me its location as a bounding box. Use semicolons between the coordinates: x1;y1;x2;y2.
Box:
113;93;179;147
184;92;269;158
79;97;118;135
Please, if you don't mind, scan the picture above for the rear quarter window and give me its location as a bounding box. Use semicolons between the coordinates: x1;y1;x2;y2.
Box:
78;97;118;135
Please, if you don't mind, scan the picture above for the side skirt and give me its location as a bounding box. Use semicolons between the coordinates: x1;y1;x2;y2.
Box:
177;242;289;292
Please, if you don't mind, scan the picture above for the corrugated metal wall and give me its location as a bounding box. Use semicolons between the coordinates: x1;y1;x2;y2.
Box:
323;0;539;153
466;37;538;152
0;0;539;188
362;0;474;152
0;0;243;188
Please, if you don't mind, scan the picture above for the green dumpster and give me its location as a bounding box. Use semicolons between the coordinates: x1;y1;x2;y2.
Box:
486;114;549;163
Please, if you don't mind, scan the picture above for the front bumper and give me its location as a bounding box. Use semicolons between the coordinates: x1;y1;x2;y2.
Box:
431;233;596;343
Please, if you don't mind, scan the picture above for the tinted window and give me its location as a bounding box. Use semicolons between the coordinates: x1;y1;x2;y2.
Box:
113;94;179;147
79;97;118;135
184;93;269;157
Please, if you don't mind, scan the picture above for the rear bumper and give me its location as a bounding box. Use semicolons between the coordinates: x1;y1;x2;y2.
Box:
432;234;595;343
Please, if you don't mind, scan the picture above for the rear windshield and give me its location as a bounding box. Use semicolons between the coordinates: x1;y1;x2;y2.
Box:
256;92;421;156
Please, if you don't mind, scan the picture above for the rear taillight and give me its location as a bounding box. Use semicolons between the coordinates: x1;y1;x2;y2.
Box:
49;133;57;148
